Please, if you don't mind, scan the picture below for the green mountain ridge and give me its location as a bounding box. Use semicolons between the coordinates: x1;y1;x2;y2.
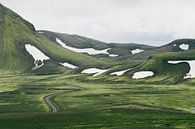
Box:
39;30;195;61
38;30;156;59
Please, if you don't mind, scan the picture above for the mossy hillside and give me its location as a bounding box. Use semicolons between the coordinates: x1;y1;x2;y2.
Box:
40;30;155;58
0;4;115;73
163;39;195;52
82;50;195;84
40;30;109;49
128;50;195;84
141;49;195;73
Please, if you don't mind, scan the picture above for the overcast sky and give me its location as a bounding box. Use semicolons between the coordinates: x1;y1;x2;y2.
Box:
1;0;195;46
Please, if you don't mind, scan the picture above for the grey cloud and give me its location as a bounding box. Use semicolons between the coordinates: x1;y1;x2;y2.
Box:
1;0;195;46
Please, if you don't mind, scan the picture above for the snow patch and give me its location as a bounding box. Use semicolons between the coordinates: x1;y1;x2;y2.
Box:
132;71;154;79
60;62;78;69
110;69;130;76
25;44;50;70
56;38;109;55
109;54;119;57
173;44;176;47
56;38;118;57
168;60;195;79
131;49;144;55
179;44;189;50
81;68;107;76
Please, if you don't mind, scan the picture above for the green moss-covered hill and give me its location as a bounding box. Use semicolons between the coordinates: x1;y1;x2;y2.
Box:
0;4;116;73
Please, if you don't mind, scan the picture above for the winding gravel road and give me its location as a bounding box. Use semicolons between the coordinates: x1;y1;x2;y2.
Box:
44;93;59;112
43;86;87;113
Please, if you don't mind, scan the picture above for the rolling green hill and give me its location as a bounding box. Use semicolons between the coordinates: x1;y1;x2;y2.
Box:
126;48;195;84
38;30;156;59
132;39;195;60
38;30;195;63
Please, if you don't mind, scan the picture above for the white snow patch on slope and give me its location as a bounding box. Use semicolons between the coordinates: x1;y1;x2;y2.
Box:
179;44;189;50
168;60;195;79
81;68;107;76
60;62;78;69
110;69;130;76
131;49;144;55
109;54;119;57
93;69;108;76
56;38;109;55
132;71;154;79
173;44;176;47
56;38;118;57
25;44;50;70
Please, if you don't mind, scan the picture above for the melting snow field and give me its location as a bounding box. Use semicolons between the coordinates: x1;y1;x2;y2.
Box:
60;62;78;69
81;68;107;76
56;38;118;57
168;60;195;79
179;44;189;50
131;49;144;55
110;69;130;76
132;71;154;79
25;44;50;70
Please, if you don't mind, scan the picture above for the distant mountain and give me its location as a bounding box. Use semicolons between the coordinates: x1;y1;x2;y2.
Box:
132;39;195;60
38;30;156;59
39;30;195;62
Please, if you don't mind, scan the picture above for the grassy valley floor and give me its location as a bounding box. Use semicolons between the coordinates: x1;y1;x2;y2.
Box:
0;73;195;129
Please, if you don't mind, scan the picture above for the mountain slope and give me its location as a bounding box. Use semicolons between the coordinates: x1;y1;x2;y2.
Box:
131;39;195;60
38;30;156;59
0;4;114;73
39;31;195;62
127;48;195;84
1;3;195;81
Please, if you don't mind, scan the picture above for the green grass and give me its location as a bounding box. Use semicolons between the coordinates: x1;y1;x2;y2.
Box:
0;73;195;128
0;110;195;129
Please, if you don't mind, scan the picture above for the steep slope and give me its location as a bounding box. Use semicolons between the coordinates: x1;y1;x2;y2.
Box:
0;4;115;73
